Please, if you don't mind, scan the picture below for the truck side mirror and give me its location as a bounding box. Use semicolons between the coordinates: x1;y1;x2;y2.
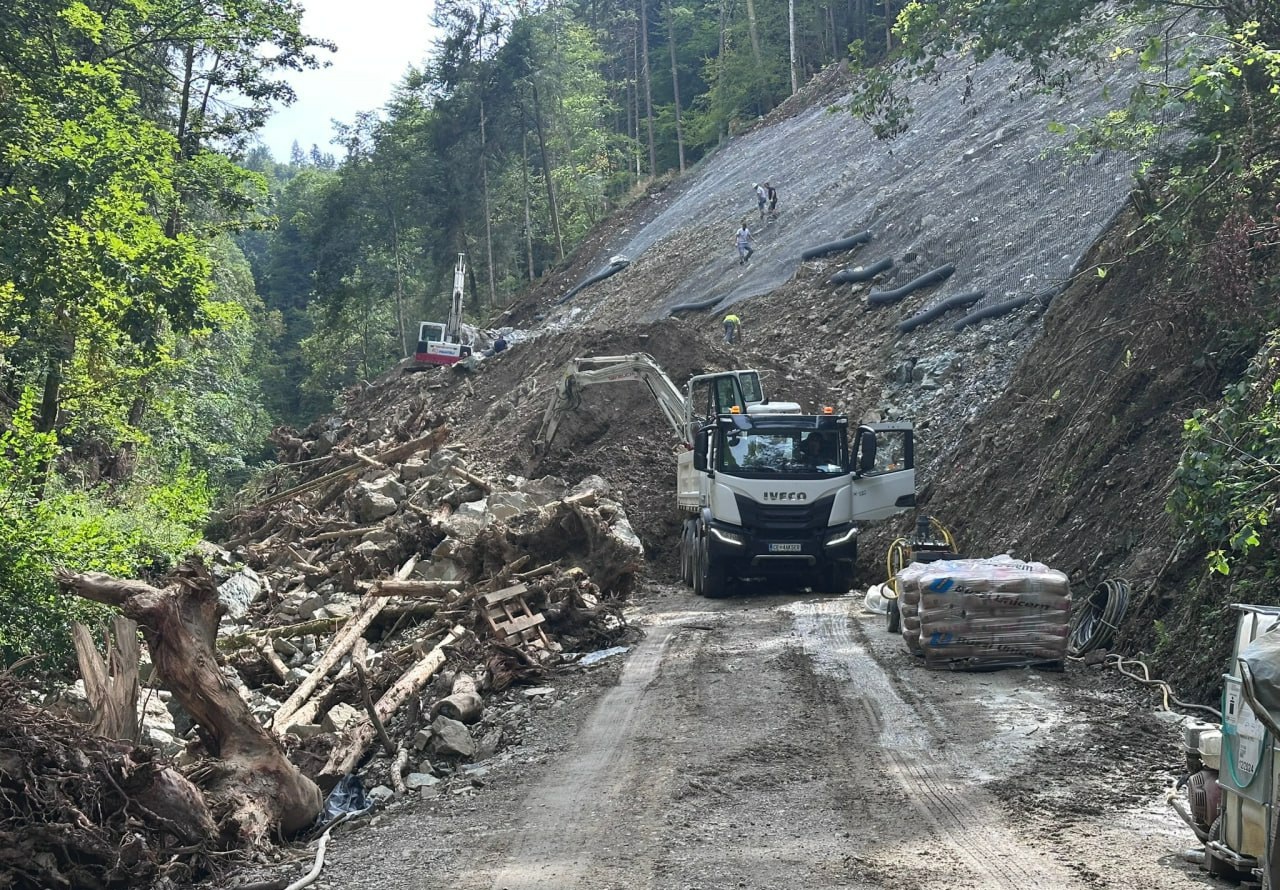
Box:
858;428;877;473
693;429;709;472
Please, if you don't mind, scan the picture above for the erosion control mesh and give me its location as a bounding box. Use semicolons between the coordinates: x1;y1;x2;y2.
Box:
547;48;1146;327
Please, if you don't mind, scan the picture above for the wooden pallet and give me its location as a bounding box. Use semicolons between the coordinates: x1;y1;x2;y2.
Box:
479;583;550;649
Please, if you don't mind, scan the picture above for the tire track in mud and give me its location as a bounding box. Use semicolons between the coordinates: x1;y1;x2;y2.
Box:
483;623;675;889
788;599;1075;889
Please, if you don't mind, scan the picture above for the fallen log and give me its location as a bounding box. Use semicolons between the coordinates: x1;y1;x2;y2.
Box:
391;747;409;796
57;564;322;844
259;639;291;684
367;579;461;598
273;556;419;730
430;673;483;724
218;616;346;652
318;624;469;787
449;465;493;493
302;525;382;546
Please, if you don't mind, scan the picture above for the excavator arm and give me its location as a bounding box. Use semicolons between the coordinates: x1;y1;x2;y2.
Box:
536;354;691;451
444;253;466;344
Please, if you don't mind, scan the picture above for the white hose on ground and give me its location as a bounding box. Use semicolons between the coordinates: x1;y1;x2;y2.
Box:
1165;788;1211;843
286;811;352;890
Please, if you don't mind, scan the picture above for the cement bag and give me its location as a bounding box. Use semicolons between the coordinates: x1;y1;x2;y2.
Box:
1239;621;1280;737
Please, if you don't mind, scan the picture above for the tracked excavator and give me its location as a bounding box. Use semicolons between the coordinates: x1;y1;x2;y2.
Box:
408;253;473;369
536;353;916;597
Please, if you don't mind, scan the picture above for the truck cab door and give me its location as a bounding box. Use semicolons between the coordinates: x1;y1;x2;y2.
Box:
850;423;915;521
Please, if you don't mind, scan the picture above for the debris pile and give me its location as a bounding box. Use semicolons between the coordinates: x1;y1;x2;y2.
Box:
210;420;643;786
32;411;645;887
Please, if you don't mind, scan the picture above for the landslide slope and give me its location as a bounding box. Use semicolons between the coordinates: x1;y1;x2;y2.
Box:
346;32;1229;695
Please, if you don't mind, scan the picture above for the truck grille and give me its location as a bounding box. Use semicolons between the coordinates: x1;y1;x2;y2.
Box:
734;494;835;534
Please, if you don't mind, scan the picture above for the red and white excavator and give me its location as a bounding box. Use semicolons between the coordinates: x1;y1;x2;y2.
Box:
410;253;473;369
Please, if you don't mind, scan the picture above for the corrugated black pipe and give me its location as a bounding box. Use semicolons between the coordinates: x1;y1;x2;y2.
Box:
867;264;955;306
828;257;894;285
897;290;985;333
668;296;725;315
800;230;872;261
556;260;629;305
952;285;1060;330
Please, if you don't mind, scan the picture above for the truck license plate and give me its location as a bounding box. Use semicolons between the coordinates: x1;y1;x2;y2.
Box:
768;542;802;553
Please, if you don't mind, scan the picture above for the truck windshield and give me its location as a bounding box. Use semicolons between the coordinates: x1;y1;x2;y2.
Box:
718;428;845;475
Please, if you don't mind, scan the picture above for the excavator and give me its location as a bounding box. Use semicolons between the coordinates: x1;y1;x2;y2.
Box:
407;253;473;370
535;353;916;597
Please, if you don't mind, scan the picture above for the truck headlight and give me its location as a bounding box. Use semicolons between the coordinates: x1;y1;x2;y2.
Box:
710;527;746;547
825;527;858;548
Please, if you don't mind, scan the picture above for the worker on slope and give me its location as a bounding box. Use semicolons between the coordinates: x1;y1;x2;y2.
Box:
765;182;778;221
753;182;768;219
735;220;754;265
723;312;741;345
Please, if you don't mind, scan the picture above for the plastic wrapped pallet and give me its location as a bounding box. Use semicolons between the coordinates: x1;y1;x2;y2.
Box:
897;555;1071;670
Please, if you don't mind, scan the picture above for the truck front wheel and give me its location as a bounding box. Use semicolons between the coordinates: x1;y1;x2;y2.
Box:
697;533;729;598
815;563;855;595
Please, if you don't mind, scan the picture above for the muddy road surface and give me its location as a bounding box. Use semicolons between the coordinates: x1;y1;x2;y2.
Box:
294;585;1211;890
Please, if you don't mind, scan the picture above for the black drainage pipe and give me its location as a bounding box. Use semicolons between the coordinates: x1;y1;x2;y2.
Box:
867;263;955;306
952;285;1060;331
829;257;894;285
556;260;630;305
897;290;985;333
668;295;725;315
800;230;872;261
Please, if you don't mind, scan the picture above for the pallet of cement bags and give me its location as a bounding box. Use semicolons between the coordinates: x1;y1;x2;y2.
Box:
896;555;1071;671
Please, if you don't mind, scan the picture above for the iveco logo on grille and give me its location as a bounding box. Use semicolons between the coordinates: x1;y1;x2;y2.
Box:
764;491;807;501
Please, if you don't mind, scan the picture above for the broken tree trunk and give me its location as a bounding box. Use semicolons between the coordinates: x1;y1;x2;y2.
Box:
57;565;323;844
429;672;483;724
71;615;140;743
318;624;468;787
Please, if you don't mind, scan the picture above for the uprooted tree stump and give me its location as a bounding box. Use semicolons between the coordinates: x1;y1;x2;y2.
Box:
56;563;323;845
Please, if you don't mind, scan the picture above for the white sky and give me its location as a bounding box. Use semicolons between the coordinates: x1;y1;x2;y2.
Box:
258;0;438;162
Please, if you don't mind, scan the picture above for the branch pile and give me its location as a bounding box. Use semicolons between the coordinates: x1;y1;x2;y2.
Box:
0;672;214;890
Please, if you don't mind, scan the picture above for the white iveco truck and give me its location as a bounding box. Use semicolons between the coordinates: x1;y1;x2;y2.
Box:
536;354;915;597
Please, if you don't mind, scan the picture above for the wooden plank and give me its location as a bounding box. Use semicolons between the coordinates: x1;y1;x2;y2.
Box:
479;583;528;606
492;612;545;636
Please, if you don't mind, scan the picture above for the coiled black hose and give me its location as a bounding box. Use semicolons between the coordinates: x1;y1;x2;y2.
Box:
1067;578;1130;656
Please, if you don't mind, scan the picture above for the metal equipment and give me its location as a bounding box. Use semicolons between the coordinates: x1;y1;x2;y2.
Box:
409;253;473;368
882;514;957;633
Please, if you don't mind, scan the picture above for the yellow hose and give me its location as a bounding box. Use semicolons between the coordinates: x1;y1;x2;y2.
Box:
883;518;956;600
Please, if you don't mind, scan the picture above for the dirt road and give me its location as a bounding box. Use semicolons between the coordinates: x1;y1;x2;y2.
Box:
298;585;1212;890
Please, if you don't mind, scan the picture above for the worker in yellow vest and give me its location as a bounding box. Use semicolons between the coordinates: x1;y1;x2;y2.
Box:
723;313;741;344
